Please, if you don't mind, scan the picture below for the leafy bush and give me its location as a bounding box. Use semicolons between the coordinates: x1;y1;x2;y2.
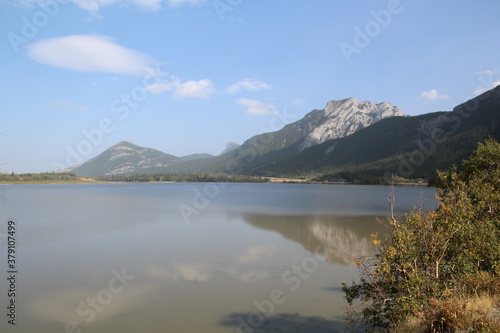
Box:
343;139;500;332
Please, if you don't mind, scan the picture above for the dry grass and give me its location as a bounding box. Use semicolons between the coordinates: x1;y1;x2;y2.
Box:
393;294;500;333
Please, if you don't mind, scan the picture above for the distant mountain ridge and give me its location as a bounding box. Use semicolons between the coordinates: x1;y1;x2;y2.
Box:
70;97;404;177
264;86;500;180
160;97;404;175
67;87;500;181
70;141;183;176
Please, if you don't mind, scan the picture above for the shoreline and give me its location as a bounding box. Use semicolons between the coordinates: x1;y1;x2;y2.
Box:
0;179;431;187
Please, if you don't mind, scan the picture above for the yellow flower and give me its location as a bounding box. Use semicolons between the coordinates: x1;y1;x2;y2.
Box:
388;246;397;257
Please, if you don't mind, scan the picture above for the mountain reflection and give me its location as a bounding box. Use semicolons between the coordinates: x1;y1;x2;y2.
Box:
241;214;388;267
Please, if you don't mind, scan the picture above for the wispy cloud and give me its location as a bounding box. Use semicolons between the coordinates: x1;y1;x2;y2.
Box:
293;98;306;105
237;98;278;115
166;0;206;7
28;35;155;76
132;0;162;10
46;101;89;111
13;0;204;15
476;69;494;76
419;89;450;100
226;78;272;94
145;76;216;99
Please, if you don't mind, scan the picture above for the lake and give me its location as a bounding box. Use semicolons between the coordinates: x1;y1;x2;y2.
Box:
0;183;437;332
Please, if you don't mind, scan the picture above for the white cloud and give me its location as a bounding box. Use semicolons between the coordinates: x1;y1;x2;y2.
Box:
474;87;489;96
237;98;278;115
419;89;450;100
226;78;272;94
144;75;217;98
27;35;154;76
475;80;500;95
473;69;500;96
69;0;114;14
167;0;205;7
174;79;216;99
145;81;175;94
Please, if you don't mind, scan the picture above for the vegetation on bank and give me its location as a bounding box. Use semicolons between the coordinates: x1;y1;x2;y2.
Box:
0;172;91;183
312;171;429;185
0;171;430;185
0;172;270;184
95;173;269;183
342;139;500;332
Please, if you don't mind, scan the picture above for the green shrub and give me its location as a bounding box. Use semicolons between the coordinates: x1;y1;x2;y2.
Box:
343;139;500;332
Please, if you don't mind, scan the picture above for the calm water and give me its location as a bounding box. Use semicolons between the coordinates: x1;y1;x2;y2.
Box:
0;183;436;332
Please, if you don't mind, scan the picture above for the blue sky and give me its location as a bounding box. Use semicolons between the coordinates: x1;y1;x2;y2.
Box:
1;0;500;173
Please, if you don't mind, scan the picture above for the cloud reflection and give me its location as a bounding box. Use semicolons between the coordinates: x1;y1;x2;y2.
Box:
146;262;213;282
27;284;153;325
237;245;276;263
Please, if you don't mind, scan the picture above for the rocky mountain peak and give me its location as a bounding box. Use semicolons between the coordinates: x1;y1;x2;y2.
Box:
299;98;404;151
220;141;241;155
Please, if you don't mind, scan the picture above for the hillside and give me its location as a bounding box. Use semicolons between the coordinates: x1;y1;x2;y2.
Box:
71;141;183;177
70;98;404;176
69;87;500;181
263;86;500;181
154;98;404;174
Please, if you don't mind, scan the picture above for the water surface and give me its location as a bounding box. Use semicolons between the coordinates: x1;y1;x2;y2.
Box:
0;183;436;332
